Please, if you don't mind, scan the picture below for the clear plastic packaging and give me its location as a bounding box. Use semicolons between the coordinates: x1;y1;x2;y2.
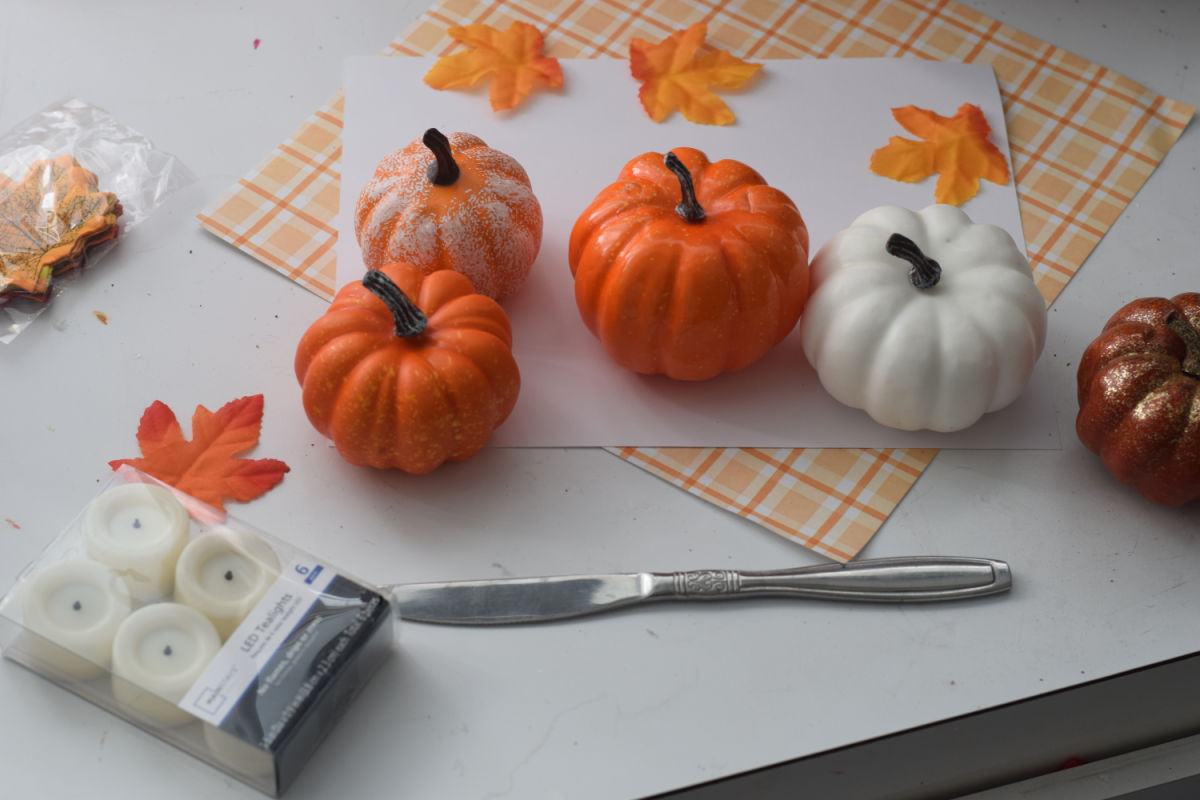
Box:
0;467;396;796
0;98;193;344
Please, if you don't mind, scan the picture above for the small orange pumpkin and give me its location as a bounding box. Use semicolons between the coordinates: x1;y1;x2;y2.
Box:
568;147;809;381
295;263;520;473
354;128;542;302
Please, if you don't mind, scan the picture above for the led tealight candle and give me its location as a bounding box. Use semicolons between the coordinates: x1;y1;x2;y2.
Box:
19;558;133;680
83;483;190;601
110;602;221;728
174;528;280;640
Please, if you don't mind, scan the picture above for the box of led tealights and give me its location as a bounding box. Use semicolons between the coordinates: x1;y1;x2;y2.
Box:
0;467;396;795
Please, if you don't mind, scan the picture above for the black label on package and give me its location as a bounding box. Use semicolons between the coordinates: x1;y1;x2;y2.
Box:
199;573;393;793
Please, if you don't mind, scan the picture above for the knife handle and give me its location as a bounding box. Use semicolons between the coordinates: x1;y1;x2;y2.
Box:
652;556;1011;603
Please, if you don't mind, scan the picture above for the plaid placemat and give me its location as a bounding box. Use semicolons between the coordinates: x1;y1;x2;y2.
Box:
199;0;1194;562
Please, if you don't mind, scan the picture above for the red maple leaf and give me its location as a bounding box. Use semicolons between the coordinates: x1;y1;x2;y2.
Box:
109;395;289;511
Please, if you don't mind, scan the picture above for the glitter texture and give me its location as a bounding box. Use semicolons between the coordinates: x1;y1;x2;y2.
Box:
1076;293;1200;506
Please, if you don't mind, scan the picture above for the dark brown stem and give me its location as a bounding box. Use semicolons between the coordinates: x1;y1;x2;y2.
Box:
423;128;460;186
363;270;427;337
886;233;942;290
1166;312;1200;378
664;152;705;223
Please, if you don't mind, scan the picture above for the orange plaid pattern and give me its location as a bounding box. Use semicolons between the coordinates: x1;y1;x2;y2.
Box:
200;96;344;299
198;0;1194;562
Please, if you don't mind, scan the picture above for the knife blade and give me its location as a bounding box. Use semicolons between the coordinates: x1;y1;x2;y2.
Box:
387;556;1011;625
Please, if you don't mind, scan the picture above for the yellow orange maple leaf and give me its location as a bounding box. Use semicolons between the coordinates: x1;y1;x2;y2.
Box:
869;103;1011;205
629;23;761;126
423;22;563;112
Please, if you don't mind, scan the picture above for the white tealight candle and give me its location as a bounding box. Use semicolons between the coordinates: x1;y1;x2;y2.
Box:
174;528;280;640
110;603;221;728
83;483;190;601
19;558;133;680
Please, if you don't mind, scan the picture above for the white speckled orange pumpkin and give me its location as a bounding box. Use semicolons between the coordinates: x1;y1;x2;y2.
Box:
353;128;542;302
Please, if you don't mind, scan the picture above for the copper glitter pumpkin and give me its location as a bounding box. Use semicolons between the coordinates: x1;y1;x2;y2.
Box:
1076;293;1200;506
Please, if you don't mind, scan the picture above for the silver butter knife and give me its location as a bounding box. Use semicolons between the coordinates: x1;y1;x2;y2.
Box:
387;556;1012;625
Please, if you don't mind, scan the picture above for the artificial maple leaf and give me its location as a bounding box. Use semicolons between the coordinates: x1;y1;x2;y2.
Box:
869;103;1011;205
629;22;761;126
423;21;563;112
0;155;121;300
109;395;290;512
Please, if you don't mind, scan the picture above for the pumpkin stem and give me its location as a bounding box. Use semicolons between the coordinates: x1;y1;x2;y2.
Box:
886;233;942;290
664;152;705;223
363;269;428;337
1166;312;1200;378
422;128;460;186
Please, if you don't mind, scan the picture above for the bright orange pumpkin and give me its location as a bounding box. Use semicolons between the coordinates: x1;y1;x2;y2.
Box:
568;147;809;381
354;128;542;302
295;263;520;473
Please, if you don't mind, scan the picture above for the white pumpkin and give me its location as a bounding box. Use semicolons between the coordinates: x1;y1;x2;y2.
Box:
800;204;1047;432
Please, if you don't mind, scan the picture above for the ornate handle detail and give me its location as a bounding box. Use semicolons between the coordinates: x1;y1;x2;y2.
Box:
652;557;1010;603
674;570;740;595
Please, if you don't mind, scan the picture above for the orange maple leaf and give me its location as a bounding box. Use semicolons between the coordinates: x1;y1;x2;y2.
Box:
109;395;289;512
423;22;563;112
869;103;1011;205
629;22;761;126
0;155;121;301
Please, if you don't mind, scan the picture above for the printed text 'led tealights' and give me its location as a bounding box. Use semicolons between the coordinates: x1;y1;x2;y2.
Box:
111;603;222;728
175;528;281;640
20;558;132;680
83;483;190;601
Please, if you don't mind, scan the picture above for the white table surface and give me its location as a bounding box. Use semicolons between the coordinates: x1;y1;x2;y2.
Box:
0;2;1197;798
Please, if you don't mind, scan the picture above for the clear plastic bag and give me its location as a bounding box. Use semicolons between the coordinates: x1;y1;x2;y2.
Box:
0;98;193;344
